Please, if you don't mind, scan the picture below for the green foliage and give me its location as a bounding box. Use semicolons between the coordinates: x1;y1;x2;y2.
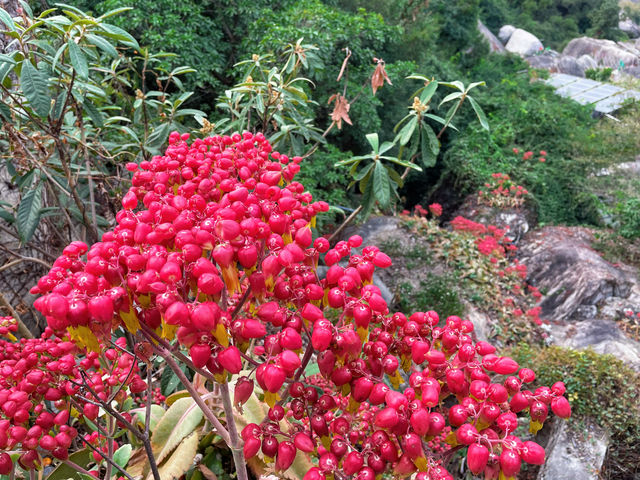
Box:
616;198;640;239
0;5;203;245
397;275;464;318
585;67;613;82
509;345;640;438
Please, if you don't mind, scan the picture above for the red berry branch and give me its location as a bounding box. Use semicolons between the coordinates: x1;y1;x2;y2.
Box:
8;130;571;479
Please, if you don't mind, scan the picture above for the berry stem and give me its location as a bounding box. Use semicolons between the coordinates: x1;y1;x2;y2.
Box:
219;382;249;480
154;344;232;446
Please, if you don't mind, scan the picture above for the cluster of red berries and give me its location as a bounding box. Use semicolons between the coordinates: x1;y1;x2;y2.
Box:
513;149;547;163
0;333;145;472
136;387;166;407
23;131;569;478
478;173;529;209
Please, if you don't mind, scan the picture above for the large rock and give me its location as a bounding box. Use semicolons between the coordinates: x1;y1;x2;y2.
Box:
538;418;609;480
477;19;505;53
576;54;598;72
620;18;640;38
505;28;543;56
519;227;633;322
525;50;560;71
558;55;584;77
563;37;640;69
498;24;516;44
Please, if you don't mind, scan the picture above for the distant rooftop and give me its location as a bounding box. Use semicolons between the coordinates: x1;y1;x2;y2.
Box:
546;73;640;114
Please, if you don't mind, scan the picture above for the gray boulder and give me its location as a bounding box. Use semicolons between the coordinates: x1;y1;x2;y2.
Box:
519;227;633;322
563;37;640;69
525;50;559;71
576;54;598;72
505;28;544;56
620;18;640;38
538;418;609;480
498;24;516;44
477;20;505;53
558;55;585;77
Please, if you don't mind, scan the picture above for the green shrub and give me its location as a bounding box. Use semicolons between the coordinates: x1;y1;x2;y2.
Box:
397;274;465;318
617;198;640;239
585;67;613;82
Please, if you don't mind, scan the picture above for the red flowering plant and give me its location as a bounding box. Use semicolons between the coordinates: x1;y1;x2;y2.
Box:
400;210;545;340
477;174;529;210
4;131;571;480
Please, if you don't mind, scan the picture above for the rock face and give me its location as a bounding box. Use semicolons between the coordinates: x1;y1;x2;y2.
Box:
563;37;640;69
538;418;609;480
576;54;598;72
557;55;584;76
477;19;505;53
620;18;640;38
498;24;516;44
505;28;544;56
519;227;633;321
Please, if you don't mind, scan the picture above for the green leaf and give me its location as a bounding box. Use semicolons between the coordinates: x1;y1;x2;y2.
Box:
420;128;435;168
146;123;170;152
419;80;438;104
85;33;118;58
439;91;463;107
379;141;395;155
100;23;139;49
113;444;132;470
386;165;404;189
17;181;42;243
68;39;89;80
160;365;182;395
397;116;417;146
373;161;391;208
365;133;379;154
0;53;16;65
20;61;50;117
354;163;374;181
359;179;375;220
151;397;203;464
440;80;464;91
0;209;14;224
0;9;16;31
98;6;132;20
381;156;422;172
19;1;33;18
156;433;199;480
46;449;93;480
466;81;486;91
468;96;489;131
52;90;67;121
83;98;104;127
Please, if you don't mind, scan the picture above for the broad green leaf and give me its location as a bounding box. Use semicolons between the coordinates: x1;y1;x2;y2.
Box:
381;156;422;172
420;128;435;168
101;23;140;49
423;124;439;155
20;61;50;117
359;179;375;220
19;1;33;18
17;182;42;243
354;163;374;181
52;90;68;121
439;91;463;107
397;116;417;146
155;433;198;480
467;81;486;91
425;113;458;132
160;364;183;395
151;397;203;464
373;161;391;208
440;80;465;91
46;449;93;480
419;80;438;104
83;99;104;127
0;9;16;31
146;123;170;152
468;96;489;131
85;33;118;58
365;133;379;154
98;6;132;20
379;141;395;155
0;209;15;223
131;404;165;433
68;40;89;80
386;165;404;189
334;155;371;167
406;74;429;82
113;444;132;470
0;53;15;64
51;43;67;72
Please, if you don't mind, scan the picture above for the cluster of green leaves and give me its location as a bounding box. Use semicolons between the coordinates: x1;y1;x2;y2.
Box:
397;275;465;318
0;4;203;245
585;67;613;82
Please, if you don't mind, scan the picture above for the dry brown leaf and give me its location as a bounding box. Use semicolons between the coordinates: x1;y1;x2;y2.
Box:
327;93;352;130
336;48;352;82
371;57;392;95
198;464;218;480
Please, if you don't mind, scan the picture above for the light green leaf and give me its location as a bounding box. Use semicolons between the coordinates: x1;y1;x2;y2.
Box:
397;116;417;146
365;133;379;154
378;141;395;155
68;39;88;80
439;91;463;107
151;397;203;464
113;444;132;470
373;161;391;208
46;449;93;480
98;6;132;20
0;53;16;64
155;432;199;480
354;163;374;181
100;23;139;49
382;156;422;171
386;165;404;189
468;96;489;131
466;81;486;91
20;61;50;117
440;80;465;91
420;128;435;168
17;182;42;243
85;33;118;58
419;80;438;104
82;98;104;127
146;123;170;152
0;9;16;31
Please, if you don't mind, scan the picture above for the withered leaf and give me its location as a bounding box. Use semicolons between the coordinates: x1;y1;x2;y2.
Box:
371;57;392;95
328;93;352;130
336;48;352;82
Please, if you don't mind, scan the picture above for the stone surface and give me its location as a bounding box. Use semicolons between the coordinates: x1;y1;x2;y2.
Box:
576;54;598;72
538;418;609;480
563;37;640;69
505;28;544;56
525;50;560;71
498;24;516;44
477;19;505;53
558;55;584;77
620;18;640;38
519;227;633;322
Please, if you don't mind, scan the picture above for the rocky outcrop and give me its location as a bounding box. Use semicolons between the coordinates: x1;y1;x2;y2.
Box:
477;19;505;53
619;18;640;38
519;227;634;322
538;418;609;480
563;37;640;69
498;25;516;44
505;28;544;56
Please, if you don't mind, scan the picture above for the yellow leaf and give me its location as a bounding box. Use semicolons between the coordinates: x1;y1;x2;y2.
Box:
154;432;199;480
